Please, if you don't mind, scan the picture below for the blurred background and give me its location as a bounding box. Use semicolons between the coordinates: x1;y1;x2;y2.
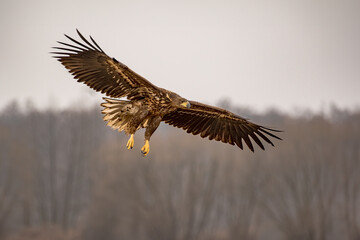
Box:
1;0;360;239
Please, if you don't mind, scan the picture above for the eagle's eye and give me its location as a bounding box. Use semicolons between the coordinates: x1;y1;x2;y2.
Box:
180;101;191;109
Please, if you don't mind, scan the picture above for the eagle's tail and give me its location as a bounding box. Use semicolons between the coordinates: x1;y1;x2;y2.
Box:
101;97;138;133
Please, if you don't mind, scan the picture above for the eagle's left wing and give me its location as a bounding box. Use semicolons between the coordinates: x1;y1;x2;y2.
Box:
163;101;281;151
52;30;159;99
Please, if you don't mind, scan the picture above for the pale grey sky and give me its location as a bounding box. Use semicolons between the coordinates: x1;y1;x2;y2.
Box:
1;0;359;113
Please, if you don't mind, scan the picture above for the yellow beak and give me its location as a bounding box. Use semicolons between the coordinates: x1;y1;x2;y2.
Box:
180;101;191;109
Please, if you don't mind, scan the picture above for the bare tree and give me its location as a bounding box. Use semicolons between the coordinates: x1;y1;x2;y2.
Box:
338;114;360;239
1;100;360;240
219;158;264;240
261;116;340;240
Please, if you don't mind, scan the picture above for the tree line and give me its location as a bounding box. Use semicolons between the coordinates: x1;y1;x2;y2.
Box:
0;100;359;240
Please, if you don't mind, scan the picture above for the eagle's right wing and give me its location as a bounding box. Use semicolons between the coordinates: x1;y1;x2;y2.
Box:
163;101;282;152
52;30;158;100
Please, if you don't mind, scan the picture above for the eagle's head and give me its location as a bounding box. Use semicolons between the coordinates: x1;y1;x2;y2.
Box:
167;91;191;109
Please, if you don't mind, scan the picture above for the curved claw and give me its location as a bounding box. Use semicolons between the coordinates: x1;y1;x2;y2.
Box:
126;134;134;150
141;140;150;156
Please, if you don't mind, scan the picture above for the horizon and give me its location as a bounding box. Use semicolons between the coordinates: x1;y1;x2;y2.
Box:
1;95;358;121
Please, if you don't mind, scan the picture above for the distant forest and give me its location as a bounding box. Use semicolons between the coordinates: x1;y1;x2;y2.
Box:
0;100;359;240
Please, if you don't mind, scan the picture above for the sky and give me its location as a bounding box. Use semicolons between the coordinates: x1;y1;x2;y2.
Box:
1;0;359;113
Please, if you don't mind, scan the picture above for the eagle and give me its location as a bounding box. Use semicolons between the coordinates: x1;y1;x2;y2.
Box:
52;30;281;156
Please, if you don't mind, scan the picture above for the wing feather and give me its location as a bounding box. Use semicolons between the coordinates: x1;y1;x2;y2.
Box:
193;117;212;135
163;101;281;151
227;123;236;145
259;128;282;140
52;30;159;99
221;122;230;143
233;126;244;150
200;118;215;138
186;115;206;134
242;124;265;150
238;124;254;151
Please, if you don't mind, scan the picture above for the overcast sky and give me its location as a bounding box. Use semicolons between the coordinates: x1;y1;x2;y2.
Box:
1;0;359;113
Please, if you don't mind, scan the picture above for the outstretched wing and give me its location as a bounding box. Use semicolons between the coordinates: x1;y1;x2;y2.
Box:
162;101;281;151
52;30;158;99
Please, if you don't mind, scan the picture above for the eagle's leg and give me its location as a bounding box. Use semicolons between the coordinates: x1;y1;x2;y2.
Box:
141;140;150;156
126;134;135;149
141;116;162;156
125;105;149;151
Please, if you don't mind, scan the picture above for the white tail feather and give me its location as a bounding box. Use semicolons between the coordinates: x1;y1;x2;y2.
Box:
101;97;140;133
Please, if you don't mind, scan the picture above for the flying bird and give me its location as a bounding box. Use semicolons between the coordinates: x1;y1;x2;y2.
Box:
52;30;281;156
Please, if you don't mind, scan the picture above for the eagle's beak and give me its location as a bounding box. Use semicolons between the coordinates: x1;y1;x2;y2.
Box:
181;101;191;109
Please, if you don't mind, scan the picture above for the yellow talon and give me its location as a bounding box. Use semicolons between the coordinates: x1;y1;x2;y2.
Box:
141;140;150;156
126;134;134;149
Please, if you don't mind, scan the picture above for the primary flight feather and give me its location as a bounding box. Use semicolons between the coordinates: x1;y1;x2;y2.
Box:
52;30;281;156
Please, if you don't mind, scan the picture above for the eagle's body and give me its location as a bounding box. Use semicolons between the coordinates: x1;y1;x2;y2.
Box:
53;30;281;156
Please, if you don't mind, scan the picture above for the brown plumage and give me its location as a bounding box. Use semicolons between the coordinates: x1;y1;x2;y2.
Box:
52;30;281;156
